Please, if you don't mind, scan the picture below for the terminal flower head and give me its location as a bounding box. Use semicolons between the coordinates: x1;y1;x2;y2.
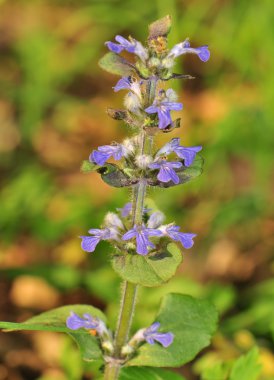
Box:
80;228;118;253
149;159;182;184
122;224;162;255
168;38;210;62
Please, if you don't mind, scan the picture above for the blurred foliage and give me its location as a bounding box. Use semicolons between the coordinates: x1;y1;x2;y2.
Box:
0;0;273;379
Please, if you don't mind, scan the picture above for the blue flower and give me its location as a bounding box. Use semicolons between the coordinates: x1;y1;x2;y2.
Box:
147;211;165;228
117;202;133;217
149;159;183;184
144;322;174;348
168;39;210;62
157;138;202;167
113;76;142;98
160;224;196;249
66;312;107;336
106;35;148;62
117;203;151;218
90;143;129;166
80;228;118;253
122;224;162;255
145;99;183;130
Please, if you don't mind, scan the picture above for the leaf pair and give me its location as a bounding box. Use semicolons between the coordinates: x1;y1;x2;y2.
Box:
0;294;218;368
81;156;203;189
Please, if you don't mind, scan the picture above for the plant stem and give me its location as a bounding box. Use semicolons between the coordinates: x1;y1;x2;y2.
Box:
104;78;156;380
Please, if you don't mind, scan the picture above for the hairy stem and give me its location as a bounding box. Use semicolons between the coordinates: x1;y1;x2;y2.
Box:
104;78;156;380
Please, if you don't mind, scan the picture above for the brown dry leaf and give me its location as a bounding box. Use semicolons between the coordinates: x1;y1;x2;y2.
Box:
10;276;60;309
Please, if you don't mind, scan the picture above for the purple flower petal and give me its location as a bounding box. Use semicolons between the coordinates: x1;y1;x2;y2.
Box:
90;150;110;166
149;160;182;184
80;236;100;252
105;41;124;54
90;144;127;166
122;225;162;255
145;98;183;130
144;322;174;348
158;108;172;129
105;35;148;61
145;105;159;114
197;46;210;62
174;146;202;167
66;312;107;336
164;225;197;249
122;229;137;240
162;101;183;111
66;312;96;330
168;39;210;62
156;138;180;156
117;202;132;217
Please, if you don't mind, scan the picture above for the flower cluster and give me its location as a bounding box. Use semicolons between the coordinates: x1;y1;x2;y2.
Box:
66;312;173;354
80;206;196;256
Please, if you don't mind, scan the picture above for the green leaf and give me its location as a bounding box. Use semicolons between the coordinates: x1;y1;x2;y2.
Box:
127;294;218;367
120;367;186;380
98;163;136;188
0;304;106;362
99;52;134;76
148;15;172;40
81;160;99;173
229;348;262;380
201;362;230;380
148;156;203;188
112;243;182;287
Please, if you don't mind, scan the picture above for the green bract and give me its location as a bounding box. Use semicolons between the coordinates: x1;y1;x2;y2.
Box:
112;243;182;287
120;367;185;380
99;52;135;76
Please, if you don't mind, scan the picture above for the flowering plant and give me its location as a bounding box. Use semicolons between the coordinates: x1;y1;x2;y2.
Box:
0;16;218;380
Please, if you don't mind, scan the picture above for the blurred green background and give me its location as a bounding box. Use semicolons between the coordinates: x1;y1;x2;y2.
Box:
0;0;273;379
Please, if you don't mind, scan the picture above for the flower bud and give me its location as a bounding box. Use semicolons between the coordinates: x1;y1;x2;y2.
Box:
147;211;165;228
161;57;174;69
135;154;153;169
121;344;135;357
122;138;135;155
104;212;124;230
165;89;178;102
147;57;161;68
102;341;114;354
124;92;141;113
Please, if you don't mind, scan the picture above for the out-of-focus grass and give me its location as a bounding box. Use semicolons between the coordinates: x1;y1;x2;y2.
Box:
0;0;273;379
